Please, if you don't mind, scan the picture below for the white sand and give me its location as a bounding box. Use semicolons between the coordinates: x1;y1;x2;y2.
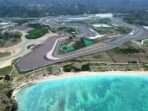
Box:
12;71;148;98
27;71;148;84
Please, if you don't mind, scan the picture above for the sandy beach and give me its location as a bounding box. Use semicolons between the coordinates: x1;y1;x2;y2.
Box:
23;71;148;84
12;71;148;98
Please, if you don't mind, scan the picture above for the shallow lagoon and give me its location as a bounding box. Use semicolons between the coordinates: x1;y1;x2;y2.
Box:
16;75;148;111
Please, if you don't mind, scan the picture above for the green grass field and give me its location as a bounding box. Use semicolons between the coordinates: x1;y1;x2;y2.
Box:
60;38;95;53
26;27;48;39
0;66;12;75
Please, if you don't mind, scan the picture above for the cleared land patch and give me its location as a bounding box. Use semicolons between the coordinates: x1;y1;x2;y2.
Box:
0;52;11;58
0;31;22;48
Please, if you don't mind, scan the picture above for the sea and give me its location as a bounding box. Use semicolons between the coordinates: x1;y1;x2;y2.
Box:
16;75;148;111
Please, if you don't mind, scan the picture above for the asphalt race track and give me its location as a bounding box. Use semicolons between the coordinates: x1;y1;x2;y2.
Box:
16;25;148;72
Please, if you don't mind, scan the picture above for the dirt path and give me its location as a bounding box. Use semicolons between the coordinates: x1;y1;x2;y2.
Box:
0;31;56;68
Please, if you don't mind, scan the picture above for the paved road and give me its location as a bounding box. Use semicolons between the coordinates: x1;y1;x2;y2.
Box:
16;25;148;72
16;35;62;72
53;26;148;61
15;14;148;72
0;29;56;68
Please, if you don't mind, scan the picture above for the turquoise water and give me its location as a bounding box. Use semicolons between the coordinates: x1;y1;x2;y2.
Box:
16;75;148;111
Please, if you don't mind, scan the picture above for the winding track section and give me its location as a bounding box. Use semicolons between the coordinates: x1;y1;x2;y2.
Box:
16;26;148;72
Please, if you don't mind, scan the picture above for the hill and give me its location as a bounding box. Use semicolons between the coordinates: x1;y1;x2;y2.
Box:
0;0;148;17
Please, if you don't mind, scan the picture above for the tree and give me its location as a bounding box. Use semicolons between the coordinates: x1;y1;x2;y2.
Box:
81;64;91;71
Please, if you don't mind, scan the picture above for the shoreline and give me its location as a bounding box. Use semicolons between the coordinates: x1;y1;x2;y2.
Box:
12;71;148;98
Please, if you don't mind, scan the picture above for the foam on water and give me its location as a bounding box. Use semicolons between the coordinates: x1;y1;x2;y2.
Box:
16;75;148;111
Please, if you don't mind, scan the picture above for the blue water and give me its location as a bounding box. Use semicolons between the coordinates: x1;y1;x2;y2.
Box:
16;75;148;111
